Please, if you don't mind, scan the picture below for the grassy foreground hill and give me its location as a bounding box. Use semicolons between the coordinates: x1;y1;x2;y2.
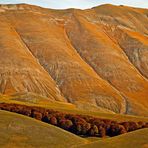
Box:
0;110;148;148
78;128;148;148
0;97;148;148
0;110;87;148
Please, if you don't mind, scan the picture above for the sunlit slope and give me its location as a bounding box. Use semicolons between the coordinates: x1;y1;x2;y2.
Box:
104;27;148;79
0;14;65;102
0;110;87;148
0;94;115;114
0;4;148;116
78;128;148;148
65;11;148;116
2;5;126;113
1;96;148;123
92;4;148;35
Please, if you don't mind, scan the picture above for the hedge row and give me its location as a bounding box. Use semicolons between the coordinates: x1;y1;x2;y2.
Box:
0;103;148;137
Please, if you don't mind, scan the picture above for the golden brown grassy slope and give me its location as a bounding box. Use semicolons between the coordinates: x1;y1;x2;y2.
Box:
0;110;87;148
0;4;148;116
1;96;148;123
0;13;65;102
2;6;126;114
78;128;148;148
65;7;148;116
0;104;148;148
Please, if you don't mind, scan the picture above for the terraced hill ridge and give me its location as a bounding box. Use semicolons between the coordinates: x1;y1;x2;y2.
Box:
0;4;148;116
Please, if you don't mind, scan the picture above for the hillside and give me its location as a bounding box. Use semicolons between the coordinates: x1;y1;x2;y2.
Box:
0;109;148;148
1;95;148;122
0;110;87;148
0;4;148;116
78;128;148;148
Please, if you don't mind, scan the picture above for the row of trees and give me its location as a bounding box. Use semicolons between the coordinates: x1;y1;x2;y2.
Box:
0;103;147;137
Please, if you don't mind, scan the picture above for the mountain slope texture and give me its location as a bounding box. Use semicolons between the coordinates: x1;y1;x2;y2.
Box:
0;4;148;116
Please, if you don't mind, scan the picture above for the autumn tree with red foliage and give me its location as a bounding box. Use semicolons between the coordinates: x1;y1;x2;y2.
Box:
50;116;58;125
0;103;147;138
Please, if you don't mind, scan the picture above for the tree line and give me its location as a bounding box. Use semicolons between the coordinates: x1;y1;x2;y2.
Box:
0;103;147;137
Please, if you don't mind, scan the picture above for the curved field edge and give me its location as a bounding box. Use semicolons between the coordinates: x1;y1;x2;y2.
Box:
0;94;114;114
0;110;87;148
78;128;148;148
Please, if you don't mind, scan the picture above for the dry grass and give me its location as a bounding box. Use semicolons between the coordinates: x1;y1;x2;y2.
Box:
78;128;148;148
1;95;148;122
0;110;87;148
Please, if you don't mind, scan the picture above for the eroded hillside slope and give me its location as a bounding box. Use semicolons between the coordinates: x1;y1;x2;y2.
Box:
0;13;65;102
0;4;148;116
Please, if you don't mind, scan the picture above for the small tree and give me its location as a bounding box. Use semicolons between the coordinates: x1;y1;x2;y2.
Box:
76;123;82;135
81;123;91;135
121;122;130;132
143;123;148;128
138;121;145;129
89;125;99;136
93;125;99;135
60;119;73;130
31;111;42;120
89;128;95;136
119;125;127;134
99;127;106;137
42;115;50;123
108;124;120;136
128;122;139;131
50;116;57;125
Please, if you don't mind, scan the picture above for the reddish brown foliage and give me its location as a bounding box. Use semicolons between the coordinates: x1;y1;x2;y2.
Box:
50;116;57;125
0;103;147;138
